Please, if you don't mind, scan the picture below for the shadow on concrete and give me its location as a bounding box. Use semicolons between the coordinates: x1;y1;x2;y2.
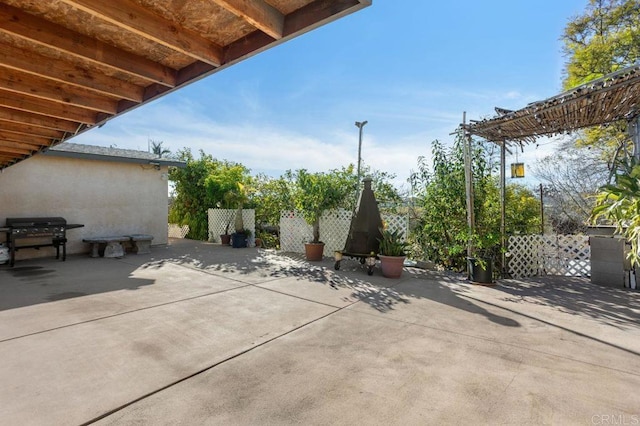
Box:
138;246;414;312
140;239;520;326
0;257;155;311
494;275;640;329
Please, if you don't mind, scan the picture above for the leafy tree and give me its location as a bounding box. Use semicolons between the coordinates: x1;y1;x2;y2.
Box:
169;149;215;240
252;164;404;230
563;0;640;89
205;163;252;235
252;173;296;231
168;148;250;240
292;166;356;243
532;1;639;244
205;164;251;209
503;184;543;236
410;135;540;270
561;0;640;168
410;139;470;268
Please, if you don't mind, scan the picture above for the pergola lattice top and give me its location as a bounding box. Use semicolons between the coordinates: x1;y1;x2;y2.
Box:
466;64;640;143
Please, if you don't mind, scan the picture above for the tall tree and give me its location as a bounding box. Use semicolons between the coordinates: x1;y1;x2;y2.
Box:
563;0;640;89
168;148;249;240
150;140;171;158
292;166;356;243
561;0;640;169
252;173;296;232
410;136;540;270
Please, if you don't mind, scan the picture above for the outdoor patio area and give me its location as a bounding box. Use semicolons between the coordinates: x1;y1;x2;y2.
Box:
1;238;639;424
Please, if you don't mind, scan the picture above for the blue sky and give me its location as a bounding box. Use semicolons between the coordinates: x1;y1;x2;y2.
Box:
73;0;587;189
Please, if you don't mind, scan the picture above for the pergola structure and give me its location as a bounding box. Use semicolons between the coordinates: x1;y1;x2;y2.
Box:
0;0;371;170
466;64;640;145
463;63;640;276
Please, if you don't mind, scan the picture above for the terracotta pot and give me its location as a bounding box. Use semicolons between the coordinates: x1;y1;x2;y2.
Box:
220;234;231;245
304;242;325;261
379;255;406;278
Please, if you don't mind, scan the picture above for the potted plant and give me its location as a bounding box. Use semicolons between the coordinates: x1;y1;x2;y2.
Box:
220;215;232;245
467;232;500;284
294;169;351;261
231;227;251;248
231;183;251;248
204;166;251;246
378;228;409;278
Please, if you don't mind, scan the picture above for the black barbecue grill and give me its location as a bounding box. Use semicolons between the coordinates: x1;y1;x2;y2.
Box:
3;217;84;267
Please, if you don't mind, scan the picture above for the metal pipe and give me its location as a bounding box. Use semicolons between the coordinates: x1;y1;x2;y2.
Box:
355;120;368;184
630;114;640;161
500;140;506;276
539;183;545;235
463;112;475;268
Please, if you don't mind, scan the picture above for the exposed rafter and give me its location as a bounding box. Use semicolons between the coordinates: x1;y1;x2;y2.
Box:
0;43;145;102
0;3;177;87
59;0;224;66
0;0;371;170
213;0;285;39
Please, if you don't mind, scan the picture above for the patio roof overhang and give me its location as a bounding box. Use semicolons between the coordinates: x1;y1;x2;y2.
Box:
0;0;371;171
465;64;640;144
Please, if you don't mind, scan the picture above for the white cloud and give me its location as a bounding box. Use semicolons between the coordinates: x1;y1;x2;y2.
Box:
71;77;564;193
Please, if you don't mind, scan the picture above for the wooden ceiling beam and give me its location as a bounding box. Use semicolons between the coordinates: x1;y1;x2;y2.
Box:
0;120;65;139
0;130;51;149
0;69;119;114
212;0;284;40
0;138;49;151
0;3;177;88
0;90;98;125
284;0;363;35
0;43;144;102
0;145;33;156
0;107;80;133
59;0;224;66
224;0;365;64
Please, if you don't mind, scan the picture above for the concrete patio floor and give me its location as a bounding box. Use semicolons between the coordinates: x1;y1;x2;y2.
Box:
1;238;639;425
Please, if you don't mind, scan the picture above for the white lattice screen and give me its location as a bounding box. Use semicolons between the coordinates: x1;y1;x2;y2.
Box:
208;209;255;245
279;209;408;255
508;234;590;278
168;224;189;239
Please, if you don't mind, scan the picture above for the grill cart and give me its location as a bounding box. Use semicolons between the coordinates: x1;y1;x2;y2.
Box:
4;217;84;267
334;177;383;275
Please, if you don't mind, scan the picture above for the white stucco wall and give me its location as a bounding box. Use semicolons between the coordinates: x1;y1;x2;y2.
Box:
0;155;169;261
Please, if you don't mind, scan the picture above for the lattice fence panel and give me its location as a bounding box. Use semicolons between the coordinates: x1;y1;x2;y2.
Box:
508;234;590;278
279;209;409;255
541;235;590;277
318;209;353;254
508;235;542;278
382;214;409;240
168;224;189;239
208;209;255;245
279;211;311;253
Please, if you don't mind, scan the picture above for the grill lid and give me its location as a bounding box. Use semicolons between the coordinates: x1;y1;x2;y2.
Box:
5;217;67;227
